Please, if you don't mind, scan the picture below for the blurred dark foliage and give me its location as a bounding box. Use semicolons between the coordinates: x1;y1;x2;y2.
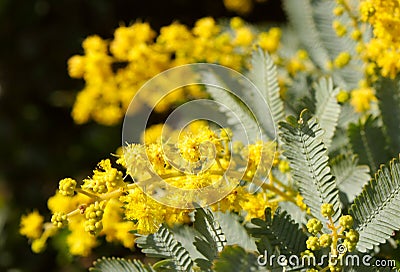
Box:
0;0;284;271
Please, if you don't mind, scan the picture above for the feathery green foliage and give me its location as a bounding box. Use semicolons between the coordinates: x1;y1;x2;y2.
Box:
250;48;285;128
348;115;390;173
136;225;193;271
349;155;400;253
283;0;330;70
283;0;363;89
331;154;370;204
90;257;155;272
212;246;264;272
376;76;400;154
314;77;341;148
247;207;307;256
279;110;342;223
202;70;261;140
193;208;227;271
213;211;257;251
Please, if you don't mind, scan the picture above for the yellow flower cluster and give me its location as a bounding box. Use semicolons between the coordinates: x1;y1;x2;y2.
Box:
285;49;312;76
305;204;359;272
360;0;400;78
20;122;301;256
223;0;269;15
19;210;44;240
68;17;281;125
350;85;377;113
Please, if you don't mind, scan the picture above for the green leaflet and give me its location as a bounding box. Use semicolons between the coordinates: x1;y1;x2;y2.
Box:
314;77;341;148
279;110;342;224
348;115;390;173
212;245;266;272
311;0;363;89
193;207;227;271
250;47;285;128
349;155;400;253
283;0;363;89
247;208;307;257
330;154;370;204
90;257;155;272
283;0;330;71
213;211;257;252
202;70;261;140
376;75;400;154
202;49;283;141
136;224;193;271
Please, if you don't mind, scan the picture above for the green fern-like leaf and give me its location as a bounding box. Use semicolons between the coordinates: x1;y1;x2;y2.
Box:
348;115;390;173
250;47;285;127
193;207;227;271
279;110;342;223
135;225;193;271
311;0;363;89
247;207;307;256
90;257;155;272
376;75;400;154
213;211;257;251
202;68;275;142
330;154;370;204
171;226;203;260
283;0;363;89
349;155;400;253
212;245;266;272
282;0;330;71
314;77;341;148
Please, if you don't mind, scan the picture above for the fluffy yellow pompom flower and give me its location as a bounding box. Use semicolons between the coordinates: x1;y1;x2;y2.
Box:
359;0;400;78
241;190;278;220
67;55;85;78
257;27;281;53
223;0;253;15
332;20;347;37
350;87;377;112
334;52;351;68
31;238;47;253
81;159;124;194
336;90;350;103
141;123;172;144
68;18;277;125
193;17;220;38
120;186;166;235
20;210;44;239
67;217;98;256
82;35;108;54
234;27;254;46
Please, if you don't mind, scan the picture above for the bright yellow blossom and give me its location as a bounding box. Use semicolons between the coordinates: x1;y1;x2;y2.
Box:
241;190;278;220
234;27;254;46
223;0;253;15
102;199;136;249
21;123;299;257
257;27;281;53
350;87;377;112
67;217;98;256
334;52;351;68
120;186;166;235
336;90;350;103
68;19;280;125
360;0;400;78
193;17;220;38
20;210;44;239
333;20;347;37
